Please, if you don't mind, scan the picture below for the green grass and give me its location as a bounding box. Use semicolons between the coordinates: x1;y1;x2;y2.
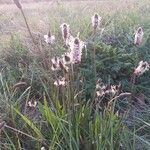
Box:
0;0;150;149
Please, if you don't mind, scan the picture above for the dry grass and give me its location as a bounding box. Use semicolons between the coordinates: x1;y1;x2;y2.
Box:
0;0;148;48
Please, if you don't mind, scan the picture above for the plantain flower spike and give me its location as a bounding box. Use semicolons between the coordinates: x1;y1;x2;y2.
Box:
41;147;46;150
44;31;55;44
59;61;69;73
70;35;85;64
60;23;70;45
28;101;37;108
13;0;22;9
91;13;101;30
134;27;144;46
134;61;149;76
51;57;60;71
54;77;66;87
62;53;72;65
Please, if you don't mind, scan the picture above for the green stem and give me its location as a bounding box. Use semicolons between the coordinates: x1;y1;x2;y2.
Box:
93;29;97;100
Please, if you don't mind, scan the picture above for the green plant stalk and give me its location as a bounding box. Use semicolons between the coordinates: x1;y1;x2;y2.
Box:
69;63;75;105
131;73;136;93
91;28;98;102
61;69;67;109
4;124;42;142
130;73;136;104
68;63;78;148
93;29;97;84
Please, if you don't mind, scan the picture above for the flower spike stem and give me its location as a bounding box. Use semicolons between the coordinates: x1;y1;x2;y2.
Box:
93;29;97;80
20;9;36;45
92;28;97;100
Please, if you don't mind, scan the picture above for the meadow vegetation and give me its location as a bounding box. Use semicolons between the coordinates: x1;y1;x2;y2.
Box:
0;0;150;149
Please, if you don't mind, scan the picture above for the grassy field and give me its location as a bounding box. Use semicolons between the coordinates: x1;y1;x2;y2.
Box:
0;0;150;149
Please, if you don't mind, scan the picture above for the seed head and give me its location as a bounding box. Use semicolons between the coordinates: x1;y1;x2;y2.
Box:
134;61;149;76
105;85;118;96
48;31;51;37
60;23;70;44
96;90;105;97
28;101;37;108
44;31;55;44
41;147;46;150
74;38;80;45
91;13;101;30
96;79;120;97
13;0;22;9
51;57;60;71
63;53;72;65
64;55;70;62
51;63;58;71
134;27;144;46
66;34;75;47
70;37;85;64
96;79;107;97
54;77;66;87
59;61;69;73
51;57;58;64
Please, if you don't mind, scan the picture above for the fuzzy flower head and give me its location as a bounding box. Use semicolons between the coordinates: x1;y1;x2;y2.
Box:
51;57;60;71
13;0;22;9
91;13;101;30
96;79;107;97
44;31;55;44
51;57;69;72
96;79;120;97
134;27;144;46
105;85;119;96
134;61;149;76
96;90;105;97
28;101;37;108
70;37;85;64
60;23;70;42
62;53;72;65
54;77;67;87
66;34;75;47
59;61;69;73
41;147;46;150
